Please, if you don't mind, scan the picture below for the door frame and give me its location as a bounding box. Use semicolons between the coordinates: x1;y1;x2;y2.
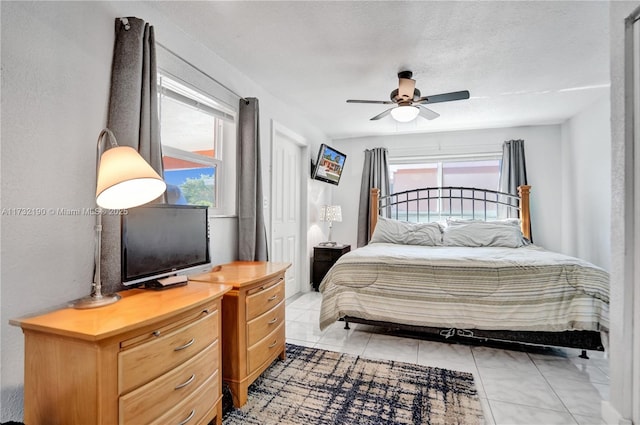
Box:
603;7;640;424
269;120;309;295
627;9;640;423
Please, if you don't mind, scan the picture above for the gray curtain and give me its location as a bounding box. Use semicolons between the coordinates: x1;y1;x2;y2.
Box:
102;17;165;293
498;139;531;238
499;139;528;196
357;148;390;247
237;98;268;261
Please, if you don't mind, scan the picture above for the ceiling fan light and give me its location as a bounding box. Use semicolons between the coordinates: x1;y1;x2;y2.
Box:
390;105;420;122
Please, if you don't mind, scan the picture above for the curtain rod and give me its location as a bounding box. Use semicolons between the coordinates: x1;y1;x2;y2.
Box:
156;41;246;102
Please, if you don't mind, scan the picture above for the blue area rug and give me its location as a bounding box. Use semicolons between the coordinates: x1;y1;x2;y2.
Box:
222;343;483;425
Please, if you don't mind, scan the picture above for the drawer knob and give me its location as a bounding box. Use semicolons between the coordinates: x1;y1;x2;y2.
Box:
177;409;196;425
152;330;161;337
174;338;195;351
267;294;278;301
268;340;278;349
174;373;196;390
268;317;278;325
202;309;210;315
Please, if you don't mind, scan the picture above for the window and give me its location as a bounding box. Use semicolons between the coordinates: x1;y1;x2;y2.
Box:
388;156;501;221
158;75;236;214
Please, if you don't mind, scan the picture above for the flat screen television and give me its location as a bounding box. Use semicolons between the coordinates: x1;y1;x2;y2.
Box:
311;143;347;186
121;204;211;286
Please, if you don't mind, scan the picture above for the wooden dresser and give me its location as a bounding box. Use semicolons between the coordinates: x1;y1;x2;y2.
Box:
10;281;231;425
191;261;291;407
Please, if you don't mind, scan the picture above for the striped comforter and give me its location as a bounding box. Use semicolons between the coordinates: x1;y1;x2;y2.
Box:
318;243;609;333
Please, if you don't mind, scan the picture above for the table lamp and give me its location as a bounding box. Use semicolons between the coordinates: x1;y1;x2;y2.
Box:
319;205;342;246
71;128;166;309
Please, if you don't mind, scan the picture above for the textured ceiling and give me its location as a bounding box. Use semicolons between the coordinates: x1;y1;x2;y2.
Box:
150;1;610;140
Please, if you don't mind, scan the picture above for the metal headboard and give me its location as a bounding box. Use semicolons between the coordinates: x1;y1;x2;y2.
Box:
370;185;532;240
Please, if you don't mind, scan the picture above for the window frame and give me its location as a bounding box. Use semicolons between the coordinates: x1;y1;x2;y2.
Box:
389;153;502;186
157;71;237;216
388;153;503;219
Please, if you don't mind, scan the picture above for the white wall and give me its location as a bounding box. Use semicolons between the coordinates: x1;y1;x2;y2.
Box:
1;3;114;420
307;179;335;280
330;125;564;253
560;96;611;270
0;1;328;421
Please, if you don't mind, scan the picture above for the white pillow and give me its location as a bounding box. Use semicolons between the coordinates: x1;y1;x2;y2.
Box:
370;216;443;246
442;221;526;248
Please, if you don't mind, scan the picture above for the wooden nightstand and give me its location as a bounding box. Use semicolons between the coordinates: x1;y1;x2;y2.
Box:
312;244;351;291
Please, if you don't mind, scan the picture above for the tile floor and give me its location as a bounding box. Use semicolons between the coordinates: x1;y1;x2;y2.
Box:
285;291;609;425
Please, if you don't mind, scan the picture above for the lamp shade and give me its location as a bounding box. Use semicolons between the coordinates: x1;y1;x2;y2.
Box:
390;105;420;123
96;146;166;209
320;205;342;223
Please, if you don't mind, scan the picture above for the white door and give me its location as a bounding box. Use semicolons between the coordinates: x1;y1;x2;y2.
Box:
271;124;303;299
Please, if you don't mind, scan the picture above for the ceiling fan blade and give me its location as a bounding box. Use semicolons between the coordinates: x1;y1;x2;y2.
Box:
398;77;416;100
416;90;470;104
370;107;394;121
347;99;394;105
418;105;440;120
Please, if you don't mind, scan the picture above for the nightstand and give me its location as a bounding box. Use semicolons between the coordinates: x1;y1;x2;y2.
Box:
312;244;351;291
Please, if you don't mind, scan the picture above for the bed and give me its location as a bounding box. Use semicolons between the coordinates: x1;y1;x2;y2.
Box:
319;186;609;354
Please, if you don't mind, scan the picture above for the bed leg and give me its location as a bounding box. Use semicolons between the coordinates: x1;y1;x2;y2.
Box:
344;320;350;330
579;349;589;359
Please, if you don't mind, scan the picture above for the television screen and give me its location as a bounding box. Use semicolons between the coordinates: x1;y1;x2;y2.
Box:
121;204;210;286
312;144;347;186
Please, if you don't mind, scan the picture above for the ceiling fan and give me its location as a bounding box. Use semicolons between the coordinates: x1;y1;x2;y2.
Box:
346;71;470;122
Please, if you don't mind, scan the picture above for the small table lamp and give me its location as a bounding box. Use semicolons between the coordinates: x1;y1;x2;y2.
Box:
71;128;167;309
319;205;342;246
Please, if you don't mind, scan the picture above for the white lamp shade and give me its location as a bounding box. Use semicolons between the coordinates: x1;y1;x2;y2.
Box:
96;146;167;209
390;105;420;122
320;205;342;222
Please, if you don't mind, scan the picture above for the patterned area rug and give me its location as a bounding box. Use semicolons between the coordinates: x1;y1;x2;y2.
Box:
222;344;484;425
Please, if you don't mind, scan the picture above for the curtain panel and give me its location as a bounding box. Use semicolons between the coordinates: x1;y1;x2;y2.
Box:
498;139;531;239
237;98;268;261
357;148;390;247
101;17;165;293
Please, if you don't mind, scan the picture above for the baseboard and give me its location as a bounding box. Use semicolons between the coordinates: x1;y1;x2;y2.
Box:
601;401;633;425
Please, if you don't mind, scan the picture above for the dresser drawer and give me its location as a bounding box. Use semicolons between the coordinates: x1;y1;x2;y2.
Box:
150;372;218;425
246;278;284;321
247;323;285;374
247;301;285;347
119;340;218;424
119;309;218;394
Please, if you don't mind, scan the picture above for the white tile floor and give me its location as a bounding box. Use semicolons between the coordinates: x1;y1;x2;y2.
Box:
285;291;609;425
